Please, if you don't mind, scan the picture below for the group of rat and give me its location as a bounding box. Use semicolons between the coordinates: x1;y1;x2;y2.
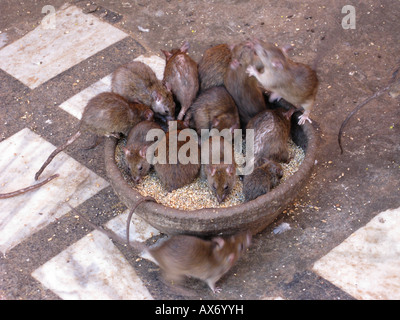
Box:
1;38;318;295
28;38;318;205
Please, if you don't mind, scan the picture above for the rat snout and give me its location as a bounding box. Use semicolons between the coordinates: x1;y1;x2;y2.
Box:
133;176;142;184
216;193;226;204
163;108;175;121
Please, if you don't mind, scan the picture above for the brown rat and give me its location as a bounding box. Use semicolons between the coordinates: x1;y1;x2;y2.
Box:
243;159;283;202
201;136;237;204
0;174;59;199
224;41;267;128
246;108;291;164
112;60;175;119
80;92;154;137
147;232;251;293
198;43;232;91
187;86;240;136
35;92;153;180
70;202;251;294
153;128;200;192
246;39;318;125
123;121;163;183
161;41;199;121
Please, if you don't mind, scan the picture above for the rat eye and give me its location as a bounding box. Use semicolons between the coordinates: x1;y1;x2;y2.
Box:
224;185;229;190
138;165;143;171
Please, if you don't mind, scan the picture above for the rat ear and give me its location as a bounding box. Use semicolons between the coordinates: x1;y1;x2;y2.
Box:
212;237;225;250
272;59;284;69
208;166;217;177
226;253;235;265
180;41;190;53
161;49;172;60
212;116;220;127
123;147;131;156
164;81;172;92
230;59;240;70
226;165;235;176
145;109;154;121
281;44;294;57
139;146;148;158
246;232;252;247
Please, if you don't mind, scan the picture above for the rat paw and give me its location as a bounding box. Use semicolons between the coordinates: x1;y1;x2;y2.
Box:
246;65;258;78
298;114;312;125
213;287;222;294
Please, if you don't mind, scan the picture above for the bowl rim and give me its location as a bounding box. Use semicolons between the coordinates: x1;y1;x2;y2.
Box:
104;120;317;234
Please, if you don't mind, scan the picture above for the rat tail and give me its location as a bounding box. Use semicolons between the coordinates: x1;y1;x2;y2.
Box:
338;65;400;154
126;196;156;246
0;174;59;199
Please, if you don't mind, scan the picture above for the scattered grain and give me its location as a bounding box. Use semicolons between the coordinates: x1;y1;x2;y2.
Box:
115;136;305;211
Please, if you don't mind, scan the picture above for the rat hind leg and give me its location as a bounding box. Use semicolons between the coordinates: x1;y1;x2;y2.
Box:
298;99;314;125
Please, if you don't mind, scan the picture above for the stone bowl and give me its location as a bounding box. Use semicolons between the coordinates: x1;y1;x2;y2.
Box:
104;116;318;237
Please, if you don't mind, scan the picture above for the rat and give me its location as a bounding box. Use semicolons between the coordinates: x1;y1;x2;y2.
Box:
246;39;318;125
70;200;251;294
0;174;59;199
34;92;154;181
112;60;175;119
146;231;251;293
153;129;201;192
201;136;237;204
186;86;240;136
198;43;232;91
161;41;199;121
246;108;291;164
243;159;283;202
224;41;267;128
123;121;163;183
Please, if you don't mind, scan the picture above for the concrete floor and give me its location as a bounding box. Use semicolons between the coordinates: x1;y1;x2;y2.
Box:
0;0;399;300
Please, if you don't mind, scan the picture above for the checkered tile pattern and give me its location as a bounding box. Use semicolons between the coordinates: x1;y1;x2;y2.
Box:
1;3;399;300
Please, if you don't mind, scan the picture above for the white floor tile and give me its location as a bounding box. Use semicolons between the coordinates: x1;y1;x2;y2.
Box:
0;4;127;89
58;55;165;119
105;210;160;265
105;209;160;243
313;207;400;300
0;128;109;254
59;74;112;120
32;230;153;300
